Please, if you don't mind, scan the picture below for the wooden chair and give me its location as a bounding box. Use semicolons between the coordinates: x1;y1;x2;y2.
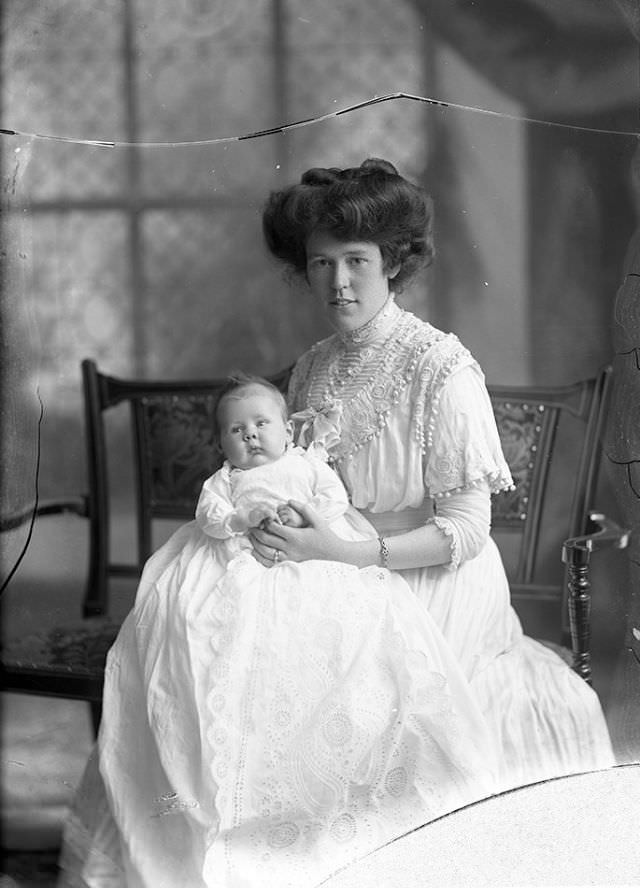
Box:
0;359;291;728
0;360;628;730
488;365;629;684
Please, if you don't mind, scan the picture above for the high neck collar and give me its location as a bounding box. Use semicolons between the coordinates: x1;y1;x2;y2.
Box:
336;294;400;348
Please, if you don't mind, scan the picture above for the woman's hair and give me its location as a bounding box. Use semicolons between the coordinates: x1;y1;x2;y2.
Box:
213;373;288;442
262;158;434;291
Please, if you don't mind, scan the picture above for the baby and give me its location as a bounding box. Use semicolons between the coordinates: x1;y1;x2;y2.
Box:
195;374;351;552
91;379;482;888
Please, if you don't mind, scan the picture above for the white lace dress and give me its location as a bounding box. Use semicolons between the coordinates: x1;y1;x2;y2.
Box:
287;298;614;791
58;300;614;888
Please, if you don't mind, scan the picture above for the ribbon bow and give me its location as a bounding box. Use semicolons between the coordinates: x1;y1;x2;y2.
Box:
290;401;343;460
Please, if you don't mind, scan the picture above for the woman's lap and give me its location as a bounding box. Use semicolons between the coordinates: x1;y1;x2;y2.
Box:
58;535;615;886
399;538;615;786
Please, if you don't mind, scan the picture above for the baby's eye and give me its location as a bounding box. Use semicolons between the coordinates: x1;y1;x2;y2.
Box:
257;419;268;427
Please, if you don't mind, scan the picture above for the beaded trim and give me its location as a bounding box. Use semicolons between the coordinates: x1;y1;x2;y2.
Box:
431;470;514;500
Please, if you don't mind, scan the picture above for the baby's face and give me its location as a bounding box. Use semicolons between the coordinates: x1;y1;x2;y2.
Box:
218;386;292;470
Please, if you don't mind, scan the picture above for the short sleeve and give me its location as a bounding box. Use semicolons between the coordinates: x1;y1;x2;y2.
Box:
424;363;513;499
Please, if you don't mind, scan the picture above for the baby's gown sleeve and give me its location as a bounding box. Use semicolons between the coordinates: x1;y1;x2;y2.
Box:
195;466;248;538
300;449;351;524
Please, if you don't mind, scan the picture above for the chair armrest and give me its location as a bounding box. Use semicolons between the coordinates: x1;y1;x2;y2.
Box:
562;512;630;567
0;496;88;532
562;512;630;684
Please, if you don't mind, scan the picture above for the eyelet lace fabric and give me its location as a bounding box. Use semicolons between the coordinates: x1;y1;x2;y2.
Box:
195;557;497;887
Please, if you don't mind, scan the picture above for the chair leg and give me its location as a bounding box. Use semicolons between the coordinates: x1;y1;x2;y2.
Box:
90;701;102;736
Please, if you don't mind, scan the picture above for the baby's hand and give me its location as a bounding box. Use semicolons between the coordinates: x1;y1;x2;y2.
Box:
277;503;308;528
247;506;279;528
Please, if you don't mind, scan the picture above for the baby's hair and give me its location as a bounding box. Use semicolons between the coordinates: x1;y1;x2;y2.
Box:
213;373;288;442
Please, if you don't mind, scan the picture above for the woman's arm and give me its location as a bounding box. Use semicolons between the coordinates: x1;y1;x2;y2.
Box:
249;482;491;570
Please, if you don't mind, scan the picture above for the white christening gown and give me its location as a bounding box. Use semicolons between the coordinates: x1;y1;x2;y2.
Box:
59;443;500;888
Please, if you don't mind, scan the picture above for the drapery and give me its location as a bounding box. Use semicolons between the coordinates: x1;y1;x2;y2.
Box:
416;0;638;116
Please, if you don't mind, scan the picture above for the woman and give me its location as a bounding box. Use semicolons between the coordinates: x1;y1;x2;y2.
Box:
58;159;614;888
253;158;613;788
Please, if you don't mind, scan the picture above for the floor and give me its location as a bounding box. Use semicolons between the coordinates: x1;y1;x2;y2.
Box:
1;693;93;886
1;513;137;888
1;848;62;888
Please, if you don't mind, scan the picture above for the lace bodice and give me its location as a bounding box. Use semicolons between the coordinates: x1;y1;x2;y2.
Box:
288;303;512;512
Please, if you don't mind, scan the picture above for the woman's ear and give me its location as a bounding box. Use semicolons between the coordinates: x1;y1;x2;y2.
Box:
387;263;401;281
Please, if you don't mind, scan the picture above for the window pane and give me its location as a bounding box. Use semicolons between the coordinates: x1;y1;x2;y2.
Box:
28;211;132;394
133;0;278;196
141;207;324;378
2;1;127;198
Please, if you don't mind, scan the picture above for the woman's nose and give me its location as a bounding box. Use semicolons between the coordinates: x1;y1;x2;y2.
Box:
331;261;349;290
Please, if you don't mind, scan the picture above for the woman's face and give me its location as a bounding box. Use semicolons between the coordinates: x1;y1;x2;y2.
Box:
305;230;399;334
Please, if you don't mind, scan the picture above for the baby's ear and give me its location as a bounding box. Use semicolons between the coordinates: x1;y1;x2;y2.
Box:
285;419;294;443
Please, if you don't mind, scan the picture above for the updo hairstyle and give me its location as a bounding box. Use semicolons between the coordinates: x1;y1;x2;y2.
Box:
262;158;434;291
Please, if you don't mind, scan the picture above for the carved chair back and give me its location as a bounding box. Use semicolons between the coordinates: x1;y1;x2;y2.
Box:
488;366;613;649
81;358;292;617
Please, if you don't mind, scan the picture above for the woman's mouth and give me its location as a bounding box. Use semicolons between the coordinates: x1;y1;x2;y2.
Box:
332;297;354;307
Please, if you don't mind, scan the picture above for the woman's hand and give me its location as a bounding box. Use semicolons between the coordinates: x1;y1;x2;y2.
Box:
248;500;347;567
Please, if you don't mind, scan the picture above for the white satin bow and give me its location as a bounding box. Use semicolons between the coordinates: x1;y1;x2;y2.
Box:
290;401;343;461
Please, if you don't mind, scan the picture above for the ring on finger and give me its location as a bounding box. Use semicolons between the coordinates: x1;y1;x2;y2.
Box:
273;548;280;563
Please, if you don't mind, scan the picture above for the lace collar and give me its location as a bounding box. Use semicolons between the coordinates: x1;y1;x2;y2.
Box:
337;293;400;347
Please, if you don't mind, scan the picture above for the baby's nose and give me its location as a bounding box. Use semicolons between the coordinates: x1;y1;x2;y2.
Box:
243;429;257;441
